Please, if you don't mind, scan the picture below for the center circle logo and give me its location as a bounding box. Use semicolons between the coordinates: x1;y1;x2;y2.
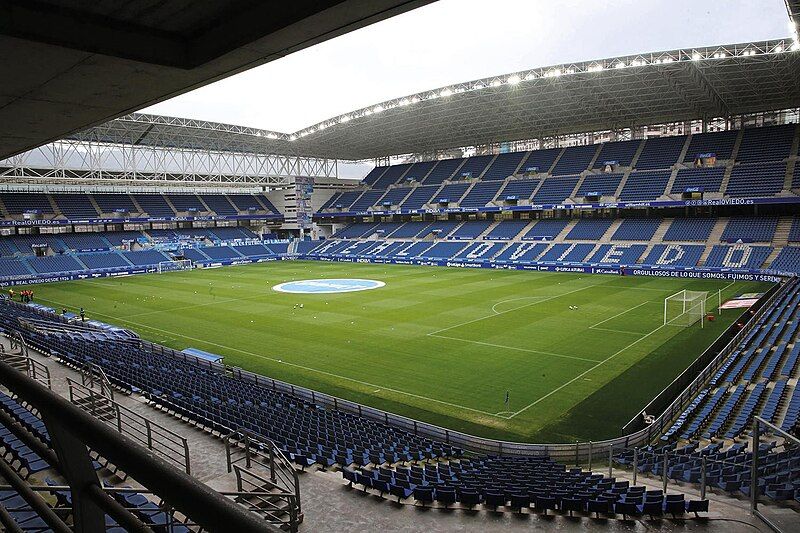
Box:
272;279;385;294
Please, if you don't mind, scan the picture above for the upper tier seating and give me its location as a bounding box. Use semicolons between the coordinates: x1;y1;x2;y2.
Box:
401;161;437;184
350;190;384;211
361;166;388;186
576;173;623;197
612;218;662;241
133;194;176;217
793;161;800;189
593;139;641;168
532;176;579;203
642;244;705;267
327;191;363;210
450;220;492;240
334;223;379;239
635;135;685;170
663;218;716;242
434;183;470;204
52;194;98;219
58;233;110;251
552;145;597;175
423;158;464;185
721;217;778;243
200;195;237;216
618;170;670;201
228;194;267;211
565;219;613;240
0;193;54;214
670;167;725;194
401;186;440;209
497;179;540;201
482;151;527;180
169;194;206;212
390;222;430;239
522;219;569;240
725;162;786;197
93;193;138;214
104;231;144;246
376;187;413;207
683;130;738;162
519;148;561;174
736;125;796;162
373;163;411;189
455;155;493;180
485;219;530;240
210;227;257;241
459;181;503;208
420;220;461;238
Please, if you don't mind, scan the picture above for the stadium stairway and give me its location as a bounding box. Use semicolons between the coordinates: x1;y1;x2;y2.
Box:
598;219;623;243
697;219;729;265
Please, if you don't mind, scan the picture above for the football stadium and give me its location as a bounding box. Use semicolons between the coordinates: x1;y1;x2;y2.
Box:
0;1;799;531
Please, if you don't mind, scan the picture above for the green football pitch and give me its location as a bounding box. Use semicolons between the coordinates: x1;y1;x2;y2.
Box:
24;261;771;443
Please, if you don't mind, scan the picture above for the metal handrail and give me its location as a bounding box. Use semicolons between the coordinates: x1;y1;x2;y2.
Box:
0;360;279;532
67;377;191;474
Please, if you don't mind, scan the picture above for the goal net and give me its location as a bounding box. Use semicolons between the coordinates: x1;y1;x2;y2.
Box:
664;290;708;328
157;259;192;274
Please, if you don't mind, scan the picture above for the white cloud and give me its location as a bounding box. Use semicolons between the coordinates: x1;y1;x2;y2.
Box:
144;0;789;133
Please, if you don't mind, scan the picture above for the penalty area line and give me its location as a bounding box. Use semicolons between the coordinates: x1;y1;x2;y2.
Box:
506;322;669;419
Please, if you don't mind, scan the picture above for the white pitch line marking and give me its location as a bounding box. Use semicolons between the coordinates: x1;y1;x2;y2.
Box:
507;322;670;419
589;301;651;329
589;327;645;336
427;282;601;336
36;297;507;420
429;333;601;363
491;296;547;314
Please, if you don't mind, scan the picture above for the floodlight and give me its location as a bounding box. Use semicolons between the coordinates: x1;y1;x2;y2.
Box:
774;44;783;53
340;115;351;123
399;99;410;106
691;52;702;61
373;105;384;113
440;88;453;97
411;96;420;103
524;73;536;80
792;41;800;52
267;133;277;139
490;80;502;87
507;74;521;85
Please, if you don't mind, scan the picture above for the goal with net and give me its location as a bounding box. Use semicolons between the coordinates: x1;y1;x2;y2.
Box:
157;259;193;274
664;290;708;328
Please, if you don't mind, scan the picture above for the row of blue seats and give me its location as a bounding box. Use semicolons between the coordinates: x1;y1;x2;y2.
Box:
355;125;798;193
334;216;795;243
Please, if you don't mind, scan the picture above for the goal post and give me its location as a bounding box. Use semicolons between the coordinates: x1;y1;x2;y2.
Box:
664;290;708;328
157;259;193;274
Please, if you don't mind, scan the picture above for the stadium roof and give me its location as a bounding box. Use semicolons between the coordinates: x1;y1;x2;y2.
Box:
73;38;800;161
0;0;433;160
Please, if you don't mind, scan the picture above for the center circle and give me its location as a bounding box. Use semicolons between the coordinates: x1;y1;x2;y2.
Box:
272;278;385;294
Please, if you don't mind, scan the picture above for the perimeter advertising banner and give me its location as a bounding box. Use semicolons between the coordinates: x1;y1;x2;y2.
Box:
295;176;314;229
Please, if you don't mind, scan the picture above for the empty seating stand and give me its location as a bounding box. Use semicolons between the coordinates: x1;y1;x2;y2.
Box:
671;167;725;194
618;171;670;201
635;136;685;170
683;130;738;162
725;162;786;197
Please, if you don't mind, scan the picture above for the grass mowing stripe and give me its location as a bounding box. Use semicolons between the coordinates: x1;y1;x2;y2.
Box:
428;334;602;363
589;300;651;329
507;323;668;419
35;295;508;419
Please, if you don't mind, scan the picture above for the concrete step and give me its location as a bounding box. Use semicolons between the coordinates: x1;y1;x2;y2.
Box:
650;218;673;245
708;217;729;246
600;219;623;243
772;216;794;247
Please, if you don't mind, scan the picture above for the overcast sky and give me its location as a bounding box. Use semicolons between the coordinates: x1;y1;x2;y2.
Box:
145;0;790;133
